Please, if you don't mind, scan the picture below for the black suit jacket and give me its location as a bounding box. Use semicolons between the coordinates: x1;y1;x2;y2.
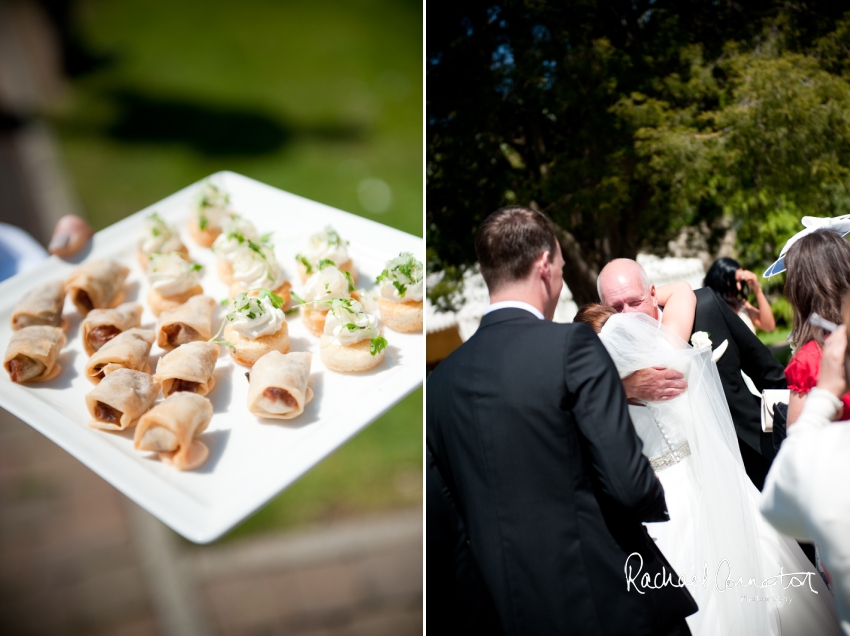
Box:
691;288;787;458
427;308;697;636
426;447;503;635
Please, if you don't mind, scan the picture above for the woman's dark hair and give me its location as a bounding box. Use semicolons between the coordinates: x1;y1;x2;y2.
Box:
704;257;742;301
474;206;559;292
785;229;850;348
573;303;616;334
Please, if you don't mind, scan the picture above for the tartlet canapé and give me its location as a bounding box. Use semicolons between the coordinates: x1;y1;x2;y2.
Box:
297;263;356;337
226;239;291;307
318;298;387;373
295;226;357;285
146;253;204;316
211;215;263;284
375;252;423;333
137;212;188;268
188;181;233;247
222;289;290;366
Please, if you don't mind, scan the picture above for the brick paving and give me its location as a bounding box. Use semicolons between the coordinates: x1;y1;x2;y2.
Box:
0;408;423;635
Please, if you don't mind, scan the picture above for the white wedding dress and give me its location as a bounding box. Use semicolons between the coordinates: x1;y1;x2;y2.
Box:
599;313;839;636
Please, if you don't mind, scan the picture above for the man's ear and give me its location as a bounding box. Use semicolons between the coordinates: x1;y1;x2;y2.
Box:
538;251;553;281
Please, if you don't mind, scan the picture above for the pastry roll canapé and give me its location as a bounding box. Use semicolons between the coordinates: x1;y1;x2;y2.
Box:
298;263;355;337
137;212;188;268
153;340;219;398
188;181;232;247
146;253;204;316
10;280;66;330
295;226;357;284
85;369;159;431
85;328;155;384
247;351;313;419
156;295;216;350
66;259;130;316
134;392;213;471
375;252;424;333
4;325;66;383
81;302;143;356
223;290;289;366
319;298;387;373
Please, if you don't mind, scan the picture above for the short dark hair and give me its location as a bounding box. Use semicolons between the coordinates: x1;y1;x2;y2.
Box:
474;206;559;291
785;229;850;348
704;257;742;301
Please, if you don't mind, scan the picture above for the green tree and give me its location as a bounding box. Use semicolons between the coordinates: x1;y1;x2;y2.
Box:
428;1;850;306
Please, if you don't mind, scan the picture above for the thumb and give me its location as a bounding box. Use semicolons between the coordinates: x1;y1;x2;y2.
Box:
48;215;94;257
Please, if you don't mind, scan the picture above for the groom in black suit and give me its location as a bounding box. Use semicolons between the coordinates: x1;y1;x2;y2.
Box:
597;259;787;490
427;207;696;635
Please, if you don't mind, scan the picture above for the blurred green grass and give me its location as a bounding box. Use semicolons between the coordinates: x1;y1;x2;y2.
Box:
52;0;423;538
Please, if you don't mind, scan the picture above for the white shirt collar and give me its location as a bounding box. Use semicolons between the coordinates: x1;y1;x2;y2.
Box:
485;300;545;320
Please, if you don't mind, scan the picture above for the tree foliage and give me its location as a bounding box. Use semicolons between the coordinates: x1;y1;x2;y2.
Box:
427;1;850;305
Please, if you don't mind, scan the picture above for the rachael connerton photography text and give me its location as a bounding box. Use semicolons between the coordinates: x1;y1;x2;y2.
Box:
624;552;819;594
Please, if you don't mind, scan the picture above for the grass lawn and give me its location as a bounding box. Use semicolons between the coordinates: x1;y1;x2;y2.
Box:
52;0;423;539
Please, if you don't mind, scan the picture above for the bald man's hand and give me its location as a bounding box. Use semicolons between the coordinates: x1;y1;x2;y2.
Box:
622;367;687;402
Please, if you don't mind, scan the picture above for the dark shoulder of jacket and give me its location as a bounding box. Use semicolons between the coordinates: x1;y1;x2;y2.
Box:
694;285;722;312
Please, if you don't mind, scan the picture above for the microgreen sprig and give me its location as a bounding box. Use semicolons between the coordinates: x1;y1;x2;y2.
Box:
370;337;388;356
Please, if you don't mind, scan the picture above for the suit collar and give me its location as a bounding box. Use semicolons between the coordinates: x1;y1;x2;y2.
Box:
485;300;545;320
479;306;544;328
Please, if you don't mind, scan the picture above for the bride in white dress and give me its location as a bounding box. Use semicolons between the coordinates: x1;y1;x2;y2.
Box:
577;293;839;636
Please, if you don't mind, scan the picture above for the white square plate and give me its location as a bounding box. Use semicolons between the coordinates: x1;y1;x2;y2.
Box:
0;171;423;543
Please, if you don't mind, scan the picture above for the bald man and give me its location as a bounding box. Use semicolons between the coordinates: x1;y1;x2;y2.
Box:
598;258;788;491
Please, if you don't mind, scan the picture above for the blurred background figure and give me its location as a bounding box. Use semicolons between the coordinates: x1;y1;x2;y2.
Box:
761;318;850;634
784;230;850;426
704;257;776;333
0;1;422;634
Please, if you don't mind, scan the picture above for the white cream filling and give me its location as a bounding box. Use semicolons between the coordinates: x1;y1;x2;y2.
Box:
323;299;379;346
302;266;350;303
147;254;201;296
231;244;285;290
193;183;231;230
212;216;259;261
228;295;285;339
380;278;424;303
300;226;350;268
377;252;424;302
139;214;183;256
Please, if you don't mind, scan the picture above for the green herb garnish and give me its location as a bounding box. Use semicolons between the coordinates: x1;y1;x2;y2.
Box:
258;288;284;309
370;337;388;356
247;239;267;258
376;253;422;298
296;255;313;274
199;214;208;231
190;263;203;272
324;226;343;246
